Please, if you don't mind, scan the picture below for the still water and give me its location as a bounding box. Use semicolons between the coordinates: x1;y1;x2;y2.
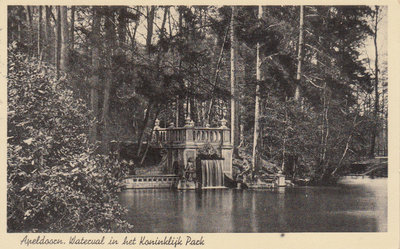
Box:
118;177;387;232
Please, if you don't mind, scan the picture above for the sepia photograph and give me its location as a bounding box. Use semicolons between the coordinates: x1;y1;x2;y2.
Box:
6;4;390;236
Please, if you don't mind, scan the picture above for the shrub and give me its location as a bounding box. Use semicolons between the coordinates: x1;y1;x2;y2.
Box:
7;44;133;232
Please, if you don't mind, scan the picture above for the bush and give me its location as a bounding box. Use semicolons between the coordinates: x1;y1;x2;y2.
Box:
7;44;133;232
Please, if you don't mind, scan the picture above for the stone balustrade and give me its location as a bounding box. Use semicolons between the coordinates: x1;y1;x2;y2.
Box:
152;118;233;178
153;128;168;143
153;126;231;146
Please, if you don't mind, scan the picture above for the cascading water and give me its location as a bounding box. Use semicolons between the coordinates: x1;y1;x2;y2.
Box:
201;160;224;188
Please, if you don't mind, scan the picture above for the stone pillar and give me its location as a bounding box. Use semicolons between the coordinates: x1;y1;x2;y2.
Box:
183;120;195;169
185;126;194;142
220;118;233;178
184;116;191;127
277;170;286;187
153;118;160;142
220;118;228;129
154;118;160;129
221;147;233;178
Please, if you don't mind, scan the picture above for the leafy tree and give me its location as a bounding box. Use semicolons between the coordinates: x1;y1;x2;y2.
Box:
7;45;133;232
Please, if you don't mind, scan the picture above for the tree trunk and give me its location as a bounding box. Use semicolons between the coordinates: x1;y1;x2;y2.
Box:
190;97;197;124
370;6;380;158
252;6;263;175
102;8;115;154
175;9;184;127
38;6;42;59
230;6;240;155
24;6;33;52
17;20;21;44
130;7;141;50
55;6;61;78
291;5;305;176
24;6;32;27
331;115;357;176
70;6;75;50
146;6;155;55
160;7;169;39
319;82;330;176
175;97;179;127
89;7;101;144
139;106;161;166
44;6;52;62
60;6;69;72
168;7;173;39
118;7;127;47
281;101;288;173
137;102;153;157
178;98;185;127
206;26;229;124
294;5;304;101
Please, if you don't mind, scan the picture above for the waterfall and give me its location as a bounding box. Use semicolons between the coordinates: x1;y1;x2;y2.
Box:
201;160;224;188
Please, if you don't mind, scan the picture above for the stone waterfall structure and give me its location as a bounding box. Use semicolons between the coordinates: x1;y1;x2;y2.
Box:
152;118;233;189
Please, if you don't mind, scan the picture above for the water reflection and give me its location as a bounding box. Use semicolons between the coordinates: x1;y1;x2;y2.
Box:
118;178;387;232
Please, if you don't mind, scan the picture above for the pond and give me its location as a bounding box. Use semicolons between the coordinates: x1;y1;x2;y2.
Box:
118;177;387;232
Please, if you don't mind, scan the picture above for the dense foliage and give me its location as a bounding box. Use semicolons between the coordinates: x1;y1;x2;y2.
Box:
7;6;387;232
7;45;132;232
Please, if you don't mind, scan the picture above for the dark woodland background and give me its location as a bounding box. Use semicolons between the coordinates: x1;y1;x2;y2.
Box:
7;6;387;232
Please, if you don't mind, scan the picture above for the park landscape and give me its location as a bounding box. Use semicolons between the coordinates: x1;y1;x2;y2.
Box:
7;5;387;233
